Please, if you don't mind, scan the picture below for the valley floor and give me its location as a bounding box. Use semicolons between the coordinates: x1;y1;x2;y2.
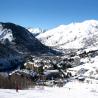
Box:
0;80;98;98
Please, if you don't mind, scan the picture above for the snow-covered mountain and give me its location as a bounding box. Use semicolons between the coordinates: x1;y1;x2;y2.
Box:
28;27;46;36
1;20;98;98
0;22;56;55
37;20;98;49
0;22;58;72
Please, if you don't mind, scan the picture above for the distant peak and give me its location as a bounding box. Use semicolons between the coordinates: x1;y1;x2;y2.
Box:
82;19;98;26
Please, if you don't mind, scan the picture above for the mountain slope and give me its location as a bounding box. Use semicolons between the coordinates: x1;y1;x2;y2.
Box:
0;22;55;55
0;22;59;72
0;43;24;72
37;20;98;49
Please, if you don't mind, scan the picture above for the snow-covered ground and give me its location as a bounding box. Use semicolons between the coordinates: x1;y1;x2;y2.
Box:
0;80;98;98
68;55;98;80
1;44;98;98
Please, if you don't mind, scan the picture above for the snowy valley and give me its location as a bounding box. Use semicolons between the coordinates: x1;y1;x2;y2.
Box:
0;20;98;98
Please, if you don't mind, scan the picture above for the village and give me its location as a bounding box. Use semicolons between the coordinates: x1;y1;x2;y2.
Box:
0;48;98;90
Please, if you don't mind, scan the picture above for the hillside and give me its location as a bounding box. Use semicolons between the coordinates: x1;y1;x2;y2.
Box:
37;20;98;50
0;22;58;71
0;22;54;55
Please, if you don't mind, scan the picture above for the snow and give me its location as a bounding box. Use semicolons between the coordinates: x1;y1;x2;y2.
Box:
1;54;98;98
28;28;42;34
0;24;13;42
28;27;45;36
68;54;98;81
3;54;98;98
44;70;59;75
37;20;98;49
2;29;13;42
1;80;98;98
1;20;98;98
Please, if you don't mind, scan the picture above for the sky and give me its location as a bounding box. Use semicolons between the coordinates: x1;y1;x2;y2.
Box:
0;0;98;29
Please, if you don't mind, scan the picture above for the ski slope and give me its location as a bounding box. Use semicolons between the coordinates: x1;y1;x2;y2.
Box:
0;81;98;98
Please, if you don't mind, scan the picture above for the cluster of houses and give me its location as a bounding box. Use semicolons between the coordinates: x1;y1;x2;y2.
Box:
1;50;92;88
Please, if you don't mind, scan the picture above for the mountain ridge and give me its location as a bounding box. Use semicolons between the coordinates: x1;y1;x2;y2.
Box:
0;22;56;55
37;20;98;50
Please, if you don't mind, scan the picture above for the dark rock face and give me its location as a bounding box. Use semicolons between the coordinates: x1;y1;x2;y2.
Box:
0;43;24;72
0;22;52;55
